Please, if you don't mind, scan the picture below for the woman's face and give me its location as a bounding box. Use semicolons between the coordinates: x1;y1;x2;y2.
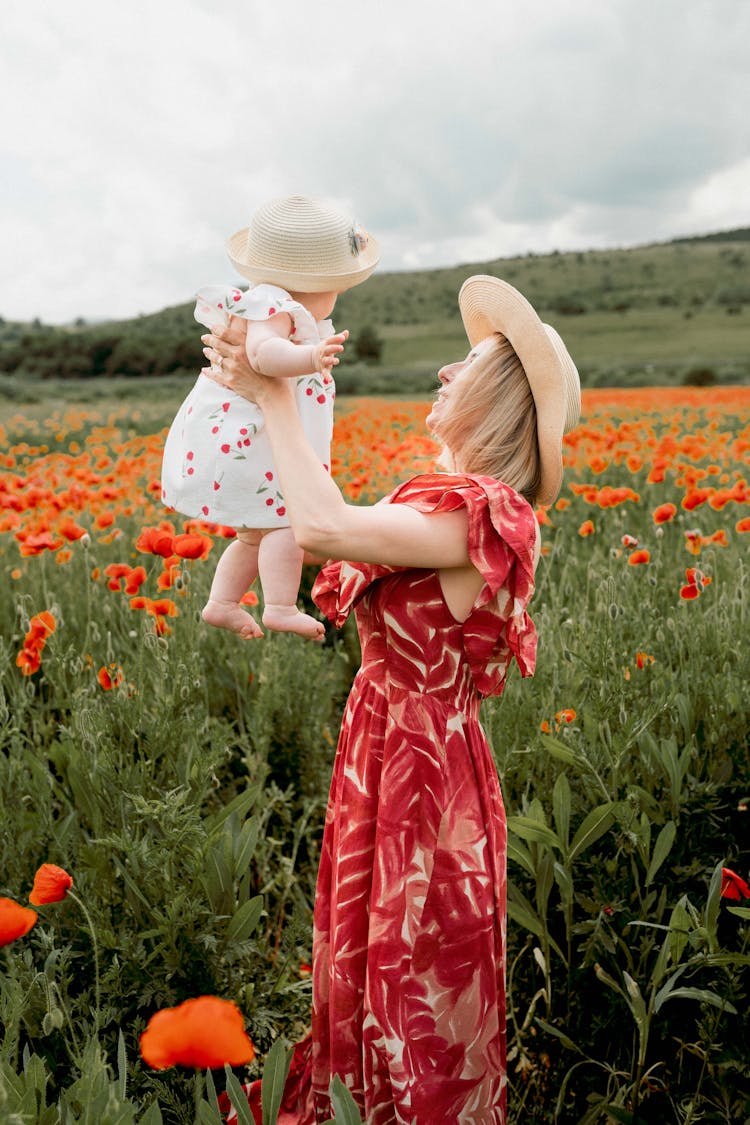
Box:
425;337;493;434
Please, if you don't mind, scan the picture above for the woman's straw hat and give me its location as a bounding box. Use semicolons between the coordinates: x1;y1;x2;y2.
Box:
458;275;581;505
227;195;380;293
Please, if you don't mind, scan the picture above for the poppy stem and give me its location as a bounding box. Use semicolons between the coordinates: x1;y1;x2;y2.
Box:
68;889;101;1033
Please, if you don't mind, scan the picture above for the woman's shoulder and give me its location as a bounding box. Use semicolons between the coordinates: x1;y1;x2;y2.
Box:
388;472;534;516
389;472;538;579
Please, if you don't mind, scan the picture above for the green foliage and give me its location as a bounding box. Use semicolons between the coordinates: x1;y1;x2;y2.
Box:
2;229;749;391
1;396;749;1122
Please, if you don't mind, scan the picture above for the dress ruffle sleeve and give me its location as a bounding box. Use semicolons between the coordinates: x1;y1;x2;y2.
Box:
194;282;320;343
312;473;538;696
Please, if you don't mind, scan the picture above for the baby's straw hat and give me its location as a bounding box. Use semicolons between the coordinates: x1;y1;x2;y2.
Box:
458;275;581;506
227;195;380;293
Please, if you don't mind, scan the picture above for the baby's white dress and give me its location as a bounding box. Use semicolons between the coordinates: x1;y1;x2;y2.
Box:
161;283;335;528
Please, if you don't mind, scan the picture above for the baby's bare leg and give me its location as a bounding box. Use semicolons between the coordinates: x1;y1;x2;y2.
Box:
202;530;263;639
259;528;324;641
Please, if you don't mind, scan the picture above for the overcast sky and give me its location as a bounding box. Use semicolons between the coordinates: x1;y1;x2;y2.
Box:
3;0;748;324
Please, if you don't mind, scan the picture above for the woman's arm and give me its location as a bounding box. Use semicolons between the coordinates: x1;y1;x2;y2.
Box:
202;321;472;570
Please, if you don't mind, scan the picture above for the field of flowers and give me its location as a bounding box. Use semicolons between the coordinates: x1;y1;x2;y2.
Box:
1;388;749;1124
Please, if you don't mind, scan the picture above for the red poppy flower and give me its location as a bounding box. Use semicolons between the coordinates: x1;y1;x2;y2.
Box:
621;534;639;548
736;517;750;534
635;652;655;669
172;533;212;560
653;503;677;524
123;566;148;594
578;520;595;537
16;647;42;675
240;591;259;606
139;996;256;1070
628;549;650;566
29;863;74;905
682;487;713;511
720;868;750;901
136;526;176;558
0;898;38;946
57;517;87;541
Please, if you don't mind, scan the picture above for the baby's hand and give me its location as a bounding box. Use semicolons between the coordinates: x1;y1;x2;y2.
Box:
314;330;348;375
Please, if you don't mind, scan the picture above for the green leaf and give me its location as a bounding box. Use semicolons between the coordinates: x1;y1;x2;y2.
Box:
657;987;737;1015
598;1107;634;1125
329;1074;366;1124
506;836;535;878
261;1039;292;1125
139;1104;165;1125
507;897;544;940
227;895;264;943
727;905;750;919
553;772;571;853
507;815;561;852
116;1030;127;1101
570;802;616;861
540;734;578;766
225;1068;255;1125
535;1017;583;1054
668;898;692;965
204;846;233;913
212;787;259;832
645;820;676;886
705;861;724;951
235;817;261;879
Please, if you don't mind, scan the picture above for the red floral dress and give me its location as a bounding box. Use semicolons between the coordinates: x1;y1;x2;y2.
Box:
239;473;538;1125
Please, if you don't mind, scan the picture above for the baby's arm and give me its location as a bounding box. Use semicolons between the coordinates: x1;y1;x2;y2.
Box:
245;316;347;378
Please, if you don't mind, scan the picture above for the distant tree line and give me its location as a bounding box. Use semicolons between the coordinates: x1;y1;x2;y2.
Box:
0;319;384;381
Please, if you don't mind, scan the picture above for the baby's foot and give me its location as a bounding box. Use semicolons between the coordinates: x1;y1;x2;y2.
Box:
202;599;264;639
262;603;325;641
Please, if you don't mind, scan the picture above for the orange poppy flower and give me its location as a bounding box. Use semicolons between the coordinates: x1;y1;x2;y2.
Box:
578;520;595;537
97;664;124;691
635;652;655;670
628;549;650;566
29;863;74;905
720;868;750;901
139;996;256;1070
621;534;639;548
0;898;38;946
240;591;259;607
555;709;577;725
652;503;677;524
737;517;750;534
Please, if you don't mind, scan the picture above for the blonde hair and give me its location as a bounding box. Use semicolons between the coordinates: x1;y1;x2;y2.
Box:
434;334;542;506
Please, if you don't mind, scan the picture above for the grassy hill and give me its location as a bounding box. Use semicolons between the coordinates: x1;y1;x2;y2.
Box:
1;228;748;399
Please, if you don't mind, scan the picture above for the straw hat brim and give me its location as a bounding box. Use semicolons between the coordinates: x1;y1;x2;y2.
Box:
226;228;381;293
458;275;580;505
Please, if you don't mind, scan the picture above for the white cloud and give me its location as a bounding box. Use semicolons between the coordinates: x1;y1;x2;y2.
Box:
2;0;748;322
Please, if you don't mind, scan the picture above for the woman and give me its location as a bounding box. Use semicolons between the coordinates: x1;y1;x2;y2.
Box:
203;275;580;1125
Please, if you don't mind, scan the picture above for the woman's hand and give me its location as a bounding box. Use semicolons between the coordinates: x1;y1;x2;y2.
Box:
201;316;289;407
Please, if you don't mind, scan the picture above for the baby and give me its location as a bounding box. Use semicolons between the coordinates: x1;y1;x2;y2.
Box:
161;196;378;640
